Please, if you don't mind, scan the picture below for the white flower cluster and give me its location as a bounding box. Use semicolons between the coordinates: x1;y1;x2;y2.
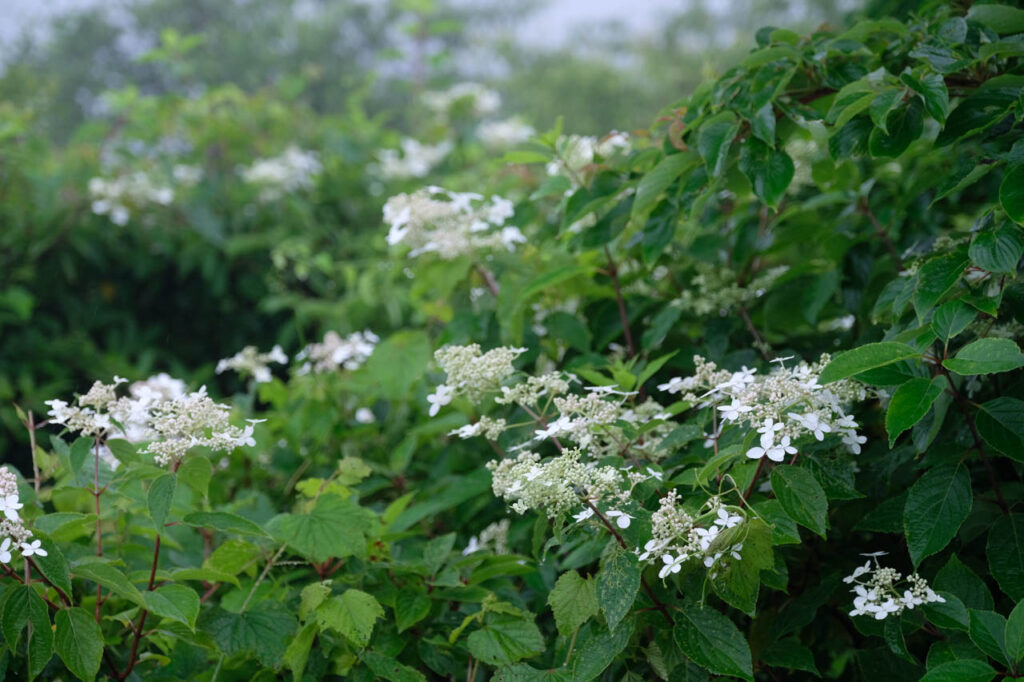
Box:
477;118;535;149
88;166;199;225
637;491;746;580
239;146;322;202
675;263;790;316
487;449;625;517
462;518;510;556
427;344;526;415
424;82;501;118
0;466;43;566
844;553;945;620
546;132;631;187
45;377;257;468
295;330;379;374
658;355;868;460
383;186;524;260
373;138;453;180
216;345;288;383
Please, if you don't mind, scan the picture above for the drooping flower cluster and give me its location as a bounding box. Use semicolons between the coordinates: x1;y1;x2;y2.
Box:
844;553;945;620
427;344;526;415
487;448;626;517
216;345;288;383
239;147;322;202
675;263;790;317
658;354;868;460
546;132;631;188
45;377;256;468
373;138;454;180
88;167;199;225
0;466;39;566
637;491;746;580
383;187;524;259
477;118;535;149
295;330;379;374
423;82;501;118
462;518;510;556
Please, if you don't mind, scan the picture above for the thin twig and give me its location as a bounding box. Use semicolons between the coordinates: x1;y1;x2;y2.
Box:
858;199;903;270
474;264;500;297
28;411;40;494
604;246;637;358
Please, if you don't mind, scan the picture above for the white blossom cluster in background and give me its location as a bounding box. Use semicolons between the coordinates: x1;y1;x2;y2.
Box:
546;132;631;188
373;138;454;180
488;448;626;517
216;345;288;384
658;354;869;461
383;186;524;260
675;263;790;317
426;344;527;415
296;330;379;375
88;165;201;225
638;492;746;580
45;377;258;468
0;465;42;567
477;118;535;149
239;146;322;202
462;518;510;555
424;82;501;119
844;553;945;620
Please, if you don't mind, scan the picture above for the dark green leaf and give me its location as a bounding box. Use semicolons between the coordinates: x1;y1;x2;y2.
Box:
200;602;297;667
819;342;920;384
904;463;972;566
147;472;176;532
885;377;945;446
696;112;740;177
988;514;1024;601
394;590;431;633
183;511;272;539
596;544;641;632
266;495;370;563
943;338;1024;375
674;606;753;682
55;608;103;682
738;138;794;208
548;570;598;636
771;466;828;537
969;223;1024;273
919;660;995;682
467;616;545;666
931;300;977;342
1001;165;1024;224
869;98;924;158
977;397;1024;460
1005;600;1024;663
968;610;1008;666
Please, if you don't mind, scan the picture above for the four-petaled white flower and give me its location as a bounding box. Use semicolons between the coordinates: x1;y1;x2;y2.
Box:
0;538;11;564
606;509;632;529
766;435;797;463
745;431;776;460
645;467;663;481
659;553;686;579
0;494;23;522
843;561;871;583
657;377;685;393
719;400;752;422
573;507;595;522
637;538;667;562
20;540;47;557
790;412;831;440
714;508;743;528
427;384;454;417
841;430;867;454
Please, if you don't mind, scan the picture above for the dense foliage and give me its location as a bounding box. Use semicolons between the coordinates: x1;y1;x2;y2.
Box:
3;1;1024;680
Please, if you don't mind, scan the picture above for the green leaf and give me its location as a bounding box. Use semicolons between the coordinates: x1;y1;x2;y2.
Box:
283;622;318;682
710;518;774;615
266;495;370;563
25;587;52;680
183;511;272;538
1001;165;1024;224
596;544;641;632
200;602;297;667
969;610;1008;665
967;5;1024;34
977;397;1024;460
923;591;969;631
885;377;945;446
177;455;212;498
919;660;995;682
738;138;794;208
548;570;599;637
988;514;1024;601
936;555;994;611
674;606;753;681
354;330;431;400
697;112;740;177
902;71;949;123
631;152;697;219
970;224;1024;273
72;561;144;605
760;639;819;674
914;251;969;318
904;463;972;567
819;342;920;384
394;589;431;633
316;589;384;648
143;584;200;630
423;533;456;576
467;616;545;666
69;437;94;479
363;650;428;682
29;533;73;598
148;472;176;532
54;608;103;682
771;466;828;537
932;300;977;342
1005;600;1024;664
869;97;924;158
943;338;1024;375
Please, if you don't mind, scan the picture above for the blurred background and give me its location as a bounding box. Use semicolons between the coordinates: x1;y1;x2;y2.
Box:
0;0;896;462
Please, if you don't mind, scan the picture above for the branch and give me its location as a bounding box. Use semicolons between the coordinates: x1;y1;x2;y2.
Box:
604;246;636;358
473;264;500;297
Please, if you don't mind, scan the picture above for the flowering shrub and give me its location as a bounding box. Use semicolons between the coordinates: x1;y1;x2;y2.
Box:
4;2;1024;681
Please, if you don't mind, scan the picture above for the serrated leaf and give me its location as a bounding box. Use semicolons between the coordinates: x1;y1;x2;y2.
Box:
143;584;200;630
316;589;383;648
55;608;103;682
673;606;753;681
548;570;598;637
631;152;697;219
904;463;972;567
148;473;176;532
1005;600;1024;663
919;659;995;682
914;251;969;318
1001;165;1024;224
970;224;1024;273
200;602;297;667
819;342;920;384
885;377;945;446
394;589;431;633
923;591;969;631
266;495;370;563
596;544;641;632
969;610;1008;666
710;519;773;615
943;338;1024;375
931;300;977;342
467;616;544;666
696;112;740;177
363;650;428;682
72;561;143;605
771;466;828;537
283;622;318;682
423;533;456;576
183;511;271;539
977;397;1024;460
738;137;794;208
988;514;1024;601
29;533;73;598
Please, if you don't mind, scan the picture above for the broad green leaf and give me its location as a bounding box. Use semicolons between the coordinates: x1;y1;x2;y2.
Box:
596;543;641;632
904;463;972;566
760;639;818;675
710;519;774;615
923;591;969;631
937;75;1024;146
988;514;1024;601
283;622;318;682
1001;165;1024;224
143;584;200;630
423;533;456;576
72;561;144;605
177;455;212;498
363;650;428;682
55;608;103;682
1005;600;1024;663
935;555;994;611
200;602;297;667
354;330;431;400
913;250;969;318
25;587;52;680
901;71;949;123
943;338;1024;375
977;397;1024;460
316;589;383;648
819;342;920;384
266;495;370;563
148;472;176;531
29;533;73;598
738;138;794;208
919;660;995;682
631;152;697;219
868;97;923;157
548;570;598;636
969;610;1008;666
931;300;977;342
183;511;272;539
69;437;94;479
970;223;1024;273
467;616;545;666
394;589;431;633
696;112;740;177
968;5;1024;34
674;606;753;682
771;466;828;537
885;377;945;446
